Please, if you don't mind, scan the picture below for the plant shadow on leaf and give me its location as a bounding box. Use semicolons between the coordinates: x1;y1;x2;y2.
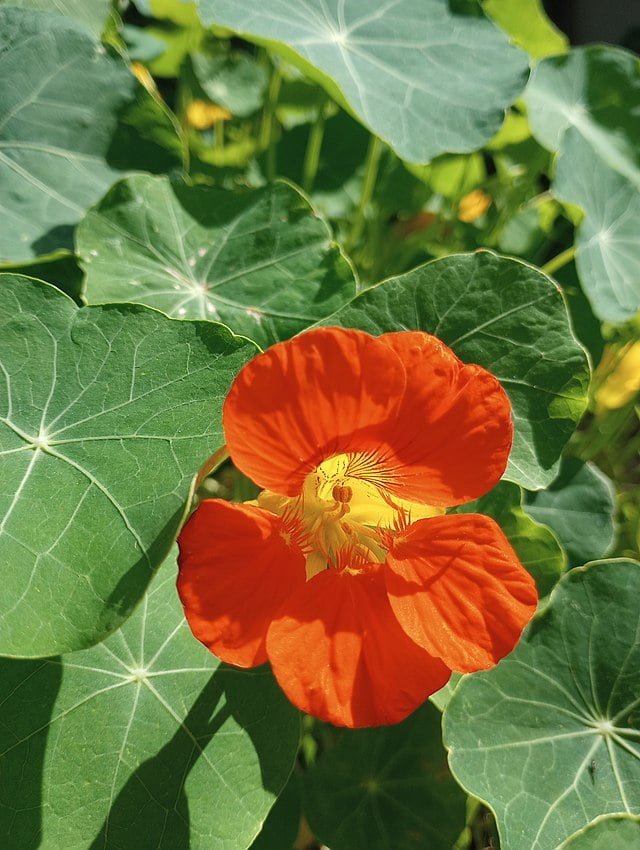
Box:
0;658;62;850
86;666;288;849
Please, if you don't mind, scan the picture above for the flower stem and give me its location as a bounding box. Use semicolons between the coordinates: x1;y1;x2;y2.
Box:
347;135;383;250
302;102;327;194
259;64;283;182
541;245;577;276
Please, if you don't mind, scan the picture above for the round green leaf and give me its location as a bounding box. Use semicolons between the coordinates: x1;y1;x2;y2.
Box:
525;46;640;322
0;551;300;850
457;480;566;597
0;7;181;264
559;815;640;850
444;559;640;850
78;176;356;348
191;51;268;117
525;457;616;568
197;0;529;163
483;0;568;60
0;274;257;657
322;251;590;490
0;0;111;37
304;702;466;850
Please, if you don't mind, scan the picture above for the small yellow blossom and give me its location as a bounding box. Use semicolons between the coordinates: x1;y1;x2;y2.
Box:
458;189;492;223
186;99;232;130
596;342;640;410
131;62;157;95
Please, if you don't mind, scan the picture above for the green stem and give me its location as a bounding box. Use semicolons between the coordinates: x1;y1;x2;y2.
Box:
301;103;327;194
347;135;383;249
541;245;577;276
258;64;283;181
214;120;225;151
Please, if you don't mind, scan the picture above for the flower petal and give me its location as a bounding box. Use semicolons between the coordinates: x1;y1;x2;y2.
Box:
177;499;306;667
223;327;406;496
379;331;513;505
266;568;450;727
385;513;538;673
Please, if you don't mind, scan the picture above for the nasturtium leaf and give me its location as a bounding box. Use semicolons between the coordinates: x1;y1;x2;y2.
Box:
190;51;268;117
197;0;530;163
0;551;300;850
457;481;566;597
0;274;257;657
559;815;640;850
524;457;616;568
0;0;111;37
0;253;84;303
444;559;640;850
322;251;589;490
525;47;640;322
250;774;301;850
304;702;466;850
0;7;182;264
78;176;356;348
483;0;568;59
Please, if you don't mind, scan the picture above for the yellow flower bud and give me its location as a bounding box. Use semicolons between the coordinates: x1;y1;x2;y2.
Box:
596;342;640;410
186;99;232;130
458;189;492;223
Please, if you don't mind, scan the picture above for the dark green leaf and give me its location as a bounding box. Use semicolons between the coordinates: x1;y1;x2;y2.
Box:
0;551;300;850
0;274;257;657
304;702;467;850
78;176;356;347
322;251;590;490
524;457;616;568
0;7;182;264
444;559;640;850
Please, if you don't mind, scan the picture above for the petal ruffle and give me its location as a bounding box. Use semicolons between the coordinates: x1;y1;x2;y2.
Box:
385;513;538;673
266;567;450;727
223;328;406;496
177;499;306;667
378;332;513;506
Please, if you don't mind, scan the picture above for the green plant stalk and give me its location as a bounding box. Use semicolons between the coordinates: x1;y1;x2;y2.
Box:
347;135;383;250
258;64;283;181
301;104;327;194
541;244;577;276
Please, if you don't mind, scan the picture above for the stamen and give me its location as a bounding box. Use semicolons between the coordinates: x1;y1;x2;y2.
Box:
332;484;353;503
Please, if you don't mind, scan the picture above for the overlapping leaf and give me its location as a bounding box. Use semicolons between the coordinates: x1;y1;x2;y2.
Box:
197;0;529;163
0;7;181;264
77;176;356;347
0;0;111;37
304;702;466;850
559;815;640;849
444;559;640;850
0;551;300;850
525;457;616;568
525;46;640;321
0;275;257;657
322;251;590;490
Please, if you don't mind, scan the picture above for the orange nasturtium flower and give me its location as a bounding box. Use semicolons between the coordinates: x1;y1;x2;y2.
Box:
177;328;538;728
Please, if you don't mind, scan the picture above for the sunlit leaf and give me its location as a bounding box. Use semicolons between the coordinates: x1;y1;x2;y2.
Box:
197;0;529;163
524;457;616;568
483;0;568;59
322;251;590;490
444;559;640;850
559;815;640;850
304;702;466;850
78;176;356;347
0;7;182;264
0;275;257;657
0;551;300;850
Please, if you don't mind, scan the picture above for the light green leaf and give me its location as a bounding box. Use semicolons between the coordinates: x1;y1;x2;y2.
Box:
444;558;640;850
0;7;182;264
483;0;568;59
0;551;300;850
457;480;566;597
134;0;200;25
559;815;640;850
525;457;616;569
197;0;530;163
321;251;590;490
0;274;257;657
525;46;640;322
0;253;84;302
78;176;356;348
304;702;466;850
191;51;268;117
0;0;111;37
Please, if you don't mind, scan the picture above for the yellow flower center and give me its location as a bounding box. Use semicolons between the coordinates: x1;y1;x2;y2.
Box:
256;453;443;579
